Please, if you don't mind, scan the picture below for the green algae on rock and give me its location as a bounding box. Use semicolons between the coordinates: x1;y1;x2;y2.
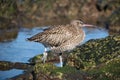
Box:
66;35;120;70
108;8;120;34
87;58;120;80
0;61;29;71
0;17;18;42
30;35;120;80
29;54;84;80
33;62;86;80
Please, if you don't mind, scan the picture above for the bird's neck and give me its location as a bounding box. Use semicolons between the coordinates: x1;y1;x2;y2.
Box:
74;25;82;33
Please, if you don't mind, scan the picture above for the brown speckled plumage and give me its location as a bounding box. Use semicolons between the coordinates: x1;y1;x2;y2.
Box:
27;21;85;53
27;20;94;67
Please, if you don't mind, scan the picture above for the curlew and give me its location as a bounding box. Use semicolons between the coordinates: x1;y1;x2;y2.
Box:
27;20;94;67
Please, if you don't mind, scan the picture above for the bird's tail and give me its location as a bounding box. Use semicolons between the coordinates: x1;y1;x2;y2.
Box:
26;38;33;41
26;37;40;42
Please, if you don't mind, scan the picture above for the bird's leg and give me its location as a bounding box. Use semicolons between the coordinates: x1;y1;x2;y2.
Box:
59;53;63;67
42;48;48;63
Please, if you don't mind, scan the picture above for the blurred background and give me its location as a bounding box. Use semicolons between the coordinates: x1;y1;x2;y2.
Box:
0;0;119;79
0;0;120;41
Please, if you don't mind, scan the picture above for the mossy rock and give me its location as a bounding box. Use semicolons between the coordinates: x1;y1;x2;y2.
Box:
30;54;85;79
107;7;120;34
33;62;85;80
0;17;18;42
0;61;13;70
31;35;120;80
87;58;120;80
66;35;120;70
0;0;17;18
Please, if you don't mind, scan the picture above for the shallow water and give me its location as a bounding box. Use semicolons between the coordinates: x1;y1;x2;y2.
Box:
0;69;23;80
0;27;108;80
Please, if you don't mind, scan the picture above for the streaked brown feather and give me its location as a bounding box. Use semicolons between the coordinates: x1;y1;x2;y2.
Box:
27;20;86;53
27;24;79;47
51;29;85;53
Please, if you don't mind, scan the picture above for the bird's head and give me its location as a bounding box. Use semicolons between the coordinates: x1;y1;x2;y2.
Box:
70;20;94;28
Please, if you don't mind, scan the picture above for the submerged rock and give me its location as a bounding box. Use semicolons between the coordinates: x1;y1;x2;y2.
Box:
0;61;30;71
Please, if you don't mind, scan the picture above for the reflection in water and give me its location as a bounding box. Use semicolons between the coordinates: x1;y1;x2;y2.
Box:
0;69;23;80
0;27;109;80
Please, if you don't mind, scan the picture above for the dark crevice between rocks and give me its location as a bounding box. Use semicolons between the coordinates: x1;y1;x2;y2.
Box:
31;71;36;80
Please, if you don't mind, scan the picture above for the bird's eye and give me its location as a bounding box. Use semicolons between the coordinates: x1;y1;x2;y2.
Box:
80;21;84;25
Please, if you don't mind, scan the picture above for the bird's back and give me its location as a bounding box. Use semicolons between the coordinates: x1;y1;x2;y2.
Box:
27;24;79;47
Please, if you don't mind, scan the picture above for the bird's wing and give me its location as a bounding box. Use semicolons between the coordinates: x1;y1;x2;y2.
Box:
51;33;85;53
27;25;73;46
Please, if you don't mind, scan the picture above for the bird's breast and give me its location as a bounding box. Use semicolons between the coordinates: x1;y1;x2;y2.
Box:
77;29;85;43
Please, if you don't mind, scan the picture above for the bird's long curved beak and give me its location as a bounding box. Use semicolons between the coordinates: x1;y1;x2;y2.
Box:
82;24;95;27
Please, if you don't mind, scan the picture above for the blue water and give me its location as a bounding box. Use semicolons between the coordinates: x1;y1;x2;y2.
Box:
0;27;109;80
0;69;23;80
84;27;108;42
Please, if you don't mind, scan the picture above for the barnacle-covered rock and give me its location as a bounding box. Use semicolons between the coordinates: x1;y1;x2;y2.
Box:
66;35;120;70
30;53;85;80
87;58;120;80
33;62;85;80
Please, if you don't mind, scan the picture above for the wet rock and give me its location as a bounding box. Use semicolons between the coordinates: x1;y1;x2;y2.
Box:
0;0;18;42
1;0;120;34
87;58;120;80
33;63;85;80
0;0;17;18
66;35;120;70
13;62;31;70
107;8;120;34
0;61;33;80
65;35;120;80
9;72;33;80
0;61;13;71
0;17;18;42
15;0;118;27
29;54;86;80
0;61;30;71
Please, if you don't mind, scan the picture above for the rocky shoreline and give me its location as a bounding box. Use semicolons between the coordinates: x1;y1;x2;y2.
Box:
0;35;119;80
0;0;120;80
0;0;120;35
